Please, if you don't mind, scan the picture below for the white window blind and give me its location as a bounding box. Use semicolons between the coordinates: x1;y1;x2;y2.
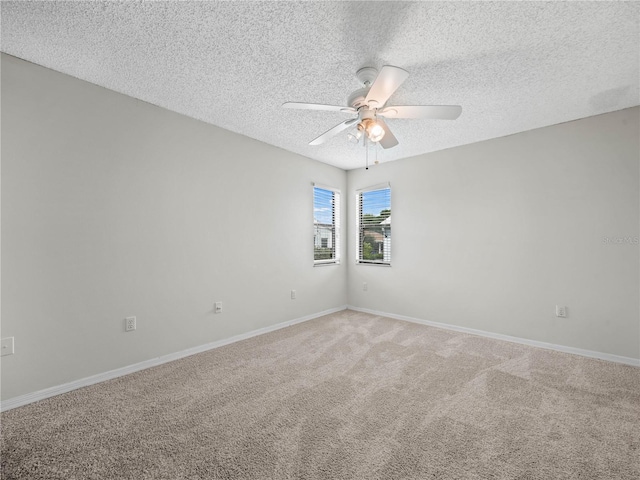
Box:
313;185;340;265
357;186;391;265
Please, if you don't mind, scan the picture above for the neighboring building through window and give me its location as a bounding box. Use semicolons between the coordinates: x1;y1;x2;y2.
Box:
313;185;340;264
357;185;391;265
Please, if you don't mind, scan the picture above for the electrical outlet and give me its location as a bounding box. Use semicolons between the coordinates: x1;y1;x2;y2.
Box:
1;337;15;356
555;306;567;318
291;290;296;300
215;302;222;313
125;316;136;331
363;282;368;292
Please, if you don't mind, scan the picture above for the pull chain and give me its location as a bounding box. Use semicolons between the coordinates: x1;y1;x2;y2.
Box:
365;137;369;170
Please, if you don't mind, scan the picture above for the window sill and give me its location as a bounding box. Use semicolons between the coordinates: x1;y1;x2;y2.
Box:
314;261;340;267
356;262;391;267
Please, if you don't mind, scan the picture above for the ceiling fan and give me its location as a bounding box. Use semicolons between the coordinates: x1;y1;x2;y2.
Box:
283;65;462;150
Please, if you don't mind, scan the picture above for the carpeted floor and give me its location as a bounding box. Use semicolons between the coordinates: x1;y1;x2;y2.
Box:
1;309;639;479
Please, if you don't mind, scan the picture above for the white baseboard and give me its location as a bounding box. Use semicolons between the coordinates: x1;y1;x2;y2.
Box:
0;305;348;412
347;305;640;367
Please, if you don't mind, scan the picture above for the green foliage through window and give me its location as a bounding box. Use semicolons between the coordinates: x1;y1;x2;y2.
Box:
358;187;391;264
313;186;341;264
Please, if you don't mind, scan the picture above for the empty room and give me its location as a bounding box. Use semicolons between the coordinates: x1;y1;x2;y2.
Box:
1;2;638;479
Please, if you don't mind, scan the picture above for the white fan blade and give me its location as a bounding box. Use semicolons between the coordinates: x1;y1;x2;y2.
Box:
364;65;409;108
378;105;462;120
283;102;357;114
377;118;399;149
309;118;359;146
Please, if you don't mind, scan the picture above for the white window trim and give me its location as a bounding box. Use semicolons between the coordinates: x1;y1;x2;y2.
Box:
313;183;341;266
356;183;391;266
355;182;390;193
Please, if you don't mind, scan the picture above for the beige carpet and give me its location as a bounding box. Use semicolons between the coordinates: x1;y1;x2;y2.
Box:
1;309;639;479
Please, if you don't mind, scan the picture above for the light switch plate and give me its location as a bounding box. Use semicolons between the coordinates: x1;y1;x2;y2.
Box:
1;337;15;356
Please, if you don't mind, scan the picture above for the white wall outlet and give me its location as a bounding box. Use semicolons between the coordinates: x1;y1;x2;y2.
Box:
291;290;296;300
125;316;137;331
1;337;15;356
555;306;567;318
363;282;368;292
215;302;222;313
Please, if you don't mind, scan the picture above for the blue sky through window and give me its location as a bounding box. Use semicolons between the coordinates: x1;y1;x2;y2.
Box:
313;187;334;224
362;188;391;216
315;187;389;223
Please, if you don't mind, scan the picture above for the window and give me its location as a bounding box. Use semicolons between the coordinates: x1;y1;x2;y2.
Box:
357;185;391;265
313;185;340;264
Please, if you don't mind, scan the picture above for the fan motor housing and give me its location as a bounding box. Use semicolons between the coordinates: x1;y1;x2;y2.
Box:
347;87;370;109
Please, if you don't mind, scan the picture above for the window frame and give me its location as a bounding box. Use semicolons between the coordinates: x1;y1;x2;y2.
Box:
356;183;391;266
313;183;341;266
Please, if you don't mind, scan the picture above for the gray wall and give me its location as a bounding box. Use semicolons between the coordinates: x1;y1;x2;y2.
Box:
348;107;640;359
1;54;347;400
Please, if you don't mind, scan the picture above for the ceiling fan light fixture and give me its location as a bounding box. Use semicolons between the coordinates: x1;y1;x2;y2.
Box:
361;118;385;142
282;64;461;159
347;127;363;144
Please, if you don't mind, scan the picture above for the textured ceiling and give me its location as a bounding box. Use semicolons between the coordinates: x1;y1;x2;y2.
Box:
1;1;638;170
